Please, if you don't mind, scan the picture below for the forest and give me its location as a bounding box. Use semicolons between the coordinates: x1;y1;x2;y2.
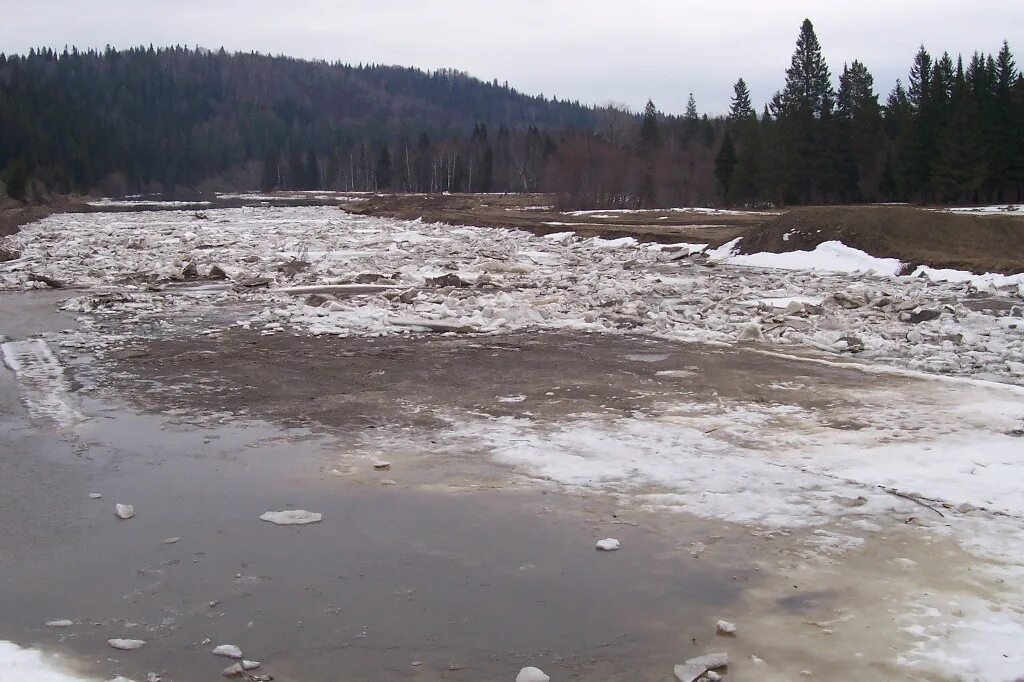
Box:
0;19;1022;207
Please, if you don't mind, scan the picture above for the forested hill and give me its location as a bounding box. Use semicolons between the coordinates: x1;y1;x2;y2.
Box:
2;24;1023;207
0;46;604;196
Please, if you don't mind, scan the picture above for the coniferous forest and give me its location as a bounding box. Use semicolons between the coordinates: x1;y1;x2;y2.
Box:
1;19;1022;207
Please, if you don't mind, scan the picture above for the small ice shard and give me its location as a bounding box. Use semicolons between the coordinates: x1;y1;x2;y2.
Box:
705;672;722;682
516;667;550;682
108;638;146;650
114;503;135;519
221;663;244;677
161;537;181;544
715;620;737;635
674;662;706;682
595;538;620;551
46;619;73;627
686;653;728;669
259;510;321;525
373;461;392;470
738;322;764;341
222;661;260;677
89;493;103;499
213;644;243;659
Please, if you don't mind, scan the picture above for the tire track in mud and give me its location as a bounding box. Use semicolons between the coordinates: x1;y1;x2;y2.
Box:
1;338;84;427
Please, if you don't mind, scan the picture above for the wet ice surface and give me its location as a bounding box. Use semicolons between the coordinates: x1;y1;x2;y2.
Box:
1;206;1021;384
2;206;1024;680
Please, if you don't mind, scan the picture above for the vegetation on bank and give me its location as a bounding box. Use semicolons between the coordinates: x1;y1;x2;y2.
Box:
0;20;1021;207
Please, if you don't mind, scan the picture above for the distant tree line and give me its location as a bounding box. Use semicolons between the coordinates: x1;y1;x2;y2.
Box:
714;20;1024;206
1;21;1021;207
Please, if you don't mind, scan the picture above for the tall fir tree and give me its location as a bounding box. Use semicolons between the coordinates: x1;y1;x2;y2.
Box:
729;79;756;121
930;57;987;202
775;18;836;203
836;60;883;200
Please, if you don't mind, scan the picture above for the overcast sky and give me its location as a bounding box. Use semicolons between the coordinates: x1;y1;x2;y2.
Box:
4;1;1022;114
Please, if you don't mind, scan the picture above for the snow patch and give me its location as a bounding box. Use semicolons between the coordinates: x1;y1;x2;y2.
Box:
1;339;84;426
0;641;96;682
715;240;903;276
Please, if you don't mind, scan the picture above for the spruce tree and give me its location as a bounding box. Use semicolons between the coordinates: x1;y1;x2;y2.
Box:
260;146;281;191
684;94;698;120
1;159;29;201
375;146;392;190
287;147;304;191
714;130;738;200
883;81;911;199
679;93;700;141
775;18;836;202
991;41;1019;198
905;46;939;200
304;146;320;190
729;78;756;121
930;57;986;202
639;100;660;153
836;60;883;200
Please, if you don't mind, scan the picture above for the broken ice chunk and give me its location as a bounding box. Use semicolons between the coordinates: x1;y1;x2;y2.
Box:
259;510;322;525
212;644;243;659
108;638;146;651
686;652;728;669
715;620;737;635
516;667;550;682
595;538;621;551
114;503;135;520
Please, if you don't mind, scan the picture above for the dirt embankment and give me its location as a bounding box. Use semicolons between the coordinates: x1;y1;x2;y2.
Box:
0;196;93;238
739;205;1024;274
344;193;755;246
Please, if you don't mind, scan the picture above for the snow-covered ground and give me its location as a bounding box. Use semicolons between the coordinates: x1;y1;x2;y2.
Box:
3;205;1024;680
941;204;1024;215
